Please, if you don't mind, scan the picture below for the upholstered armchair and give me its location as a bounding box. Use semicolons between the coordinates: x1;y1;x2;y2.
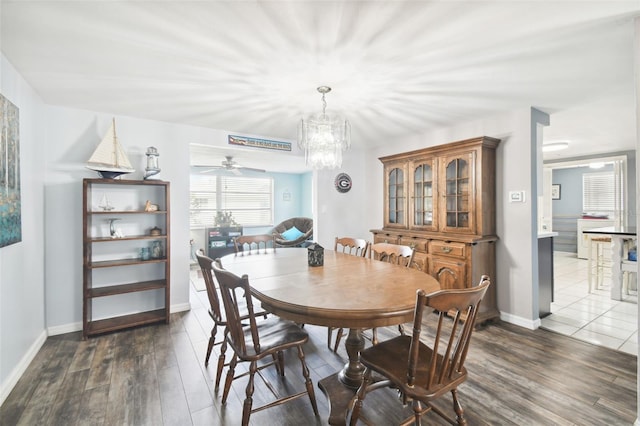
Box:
272;217;313;247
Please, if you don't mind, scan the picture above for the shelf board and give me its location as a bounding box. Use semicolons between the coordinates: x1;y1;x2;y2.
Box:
90;234;167;243
89;258;167;268
89;280;167;298
87;309;167;336
88;210;168;215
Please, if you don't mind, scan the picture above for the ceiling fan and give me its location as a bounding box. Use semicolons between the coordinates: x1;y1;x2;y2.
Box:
194;155;266;174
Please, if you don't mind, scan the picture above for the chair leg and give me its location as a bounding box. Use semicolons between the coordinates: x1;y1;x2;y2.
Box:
241;361;257;426
221;353;237;404
371;328;378;345
205;323;217;366
215;335;228;392
588;239;594;293
297;345;319;416
272;351;285;376
451;389;467;426
349;368;372;426
412;400;423;426
333;328;344;353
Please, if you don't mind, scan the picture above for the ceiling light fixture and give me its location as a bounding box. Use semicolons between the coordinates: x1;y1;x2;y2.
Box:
542;141;570;152
298;86;351;170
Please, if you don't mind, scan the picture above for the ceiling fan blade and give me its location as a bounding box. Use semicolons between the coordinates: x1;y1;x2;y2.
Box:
193;165;224;173
238;166;266;173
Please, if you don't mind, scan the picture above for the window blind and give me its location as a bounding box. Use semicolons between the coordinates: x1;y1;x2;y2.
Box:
190;174;273;229
583;171;615;214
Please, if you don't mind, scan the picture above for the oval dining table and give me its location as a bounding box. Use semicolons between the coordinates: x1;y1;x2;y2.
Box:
220;247;440;425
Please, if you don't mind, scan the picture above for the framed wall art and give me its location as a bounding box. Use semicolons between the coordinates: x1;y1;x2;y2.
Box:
0;93;21;248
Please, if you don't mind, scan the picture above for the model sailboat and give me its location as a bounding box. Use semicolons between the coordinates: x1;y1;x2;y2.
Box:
86;118;135;179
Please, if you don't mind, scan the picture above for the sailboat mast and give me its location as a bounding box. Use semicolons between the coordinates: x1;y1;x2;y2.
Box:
112;118;119;168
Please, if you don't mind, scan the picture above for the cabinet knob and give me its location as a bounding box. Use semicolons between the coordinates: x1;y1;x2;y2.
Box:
441;246;453;253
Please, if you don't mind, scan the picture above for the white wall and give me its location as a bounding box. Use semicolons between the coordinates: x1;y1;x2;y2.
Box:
313;147;369;249
0;54;47;402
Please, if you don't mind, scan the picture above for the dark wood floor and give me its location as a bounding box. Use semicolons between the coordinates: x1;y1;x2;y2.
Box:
1;283;637;425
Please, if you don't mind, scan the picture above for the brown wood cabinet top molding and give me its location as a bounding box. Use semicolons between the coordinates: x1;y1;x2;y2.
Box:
378;136;500;162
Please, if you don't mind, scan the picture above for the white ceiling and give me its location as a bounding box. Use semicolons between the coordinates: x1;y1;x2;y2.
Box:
1;1;638;171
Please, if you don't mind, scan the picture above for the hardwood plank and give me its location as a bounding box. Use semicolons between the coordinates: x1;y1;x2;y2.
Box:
0;339;61;425
76;384;110;426
48;369;90;425
85;335;116;390
104;345;136;425
132;353;163;426
170;328;214;413
15;339;78;425
157;365;193;426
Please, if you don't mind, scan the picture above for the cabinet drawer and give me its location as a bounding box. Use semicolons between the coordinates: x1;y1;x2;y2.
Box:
373;234;399;244
399;237;428;251
429;241;466;258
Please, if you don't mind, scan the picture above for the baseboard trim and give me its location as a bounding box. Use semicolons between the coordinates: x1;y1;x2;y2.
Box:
46;303;191;337
0;329;47;406
500;312;539;330
171;302;191;313
48;322;82;336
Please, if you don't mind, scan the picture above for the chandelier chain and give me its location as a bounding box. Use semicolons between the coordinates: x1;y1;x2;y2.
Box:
321;92;327;115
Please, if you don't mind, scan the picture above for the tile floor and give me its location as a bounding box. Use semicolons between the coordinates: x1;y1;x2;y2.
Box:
540;251;638;356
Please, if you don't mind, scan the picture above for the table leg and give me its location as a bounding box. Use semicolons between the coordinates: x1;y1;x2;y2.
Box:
611;236;623;301
318;328;365;425
339;328;366;388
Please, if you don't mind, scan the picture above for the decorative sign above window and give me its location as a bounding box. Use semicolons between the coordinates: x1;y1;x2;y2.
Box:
334;173;352;193
228;135;292;151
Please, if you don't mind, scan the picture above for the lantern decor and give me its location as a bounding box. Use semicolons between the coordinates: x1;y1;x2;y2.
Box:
143;146;161;180
307;243;324;267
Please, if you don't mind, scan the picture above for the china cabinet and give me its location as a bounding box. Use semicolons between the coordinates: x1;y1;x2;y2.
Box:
82;178;170;338
371;136;500;324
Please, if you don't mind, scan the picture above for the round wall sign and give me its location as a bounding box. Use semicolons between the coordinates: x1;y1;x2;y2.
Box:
334;173;352;193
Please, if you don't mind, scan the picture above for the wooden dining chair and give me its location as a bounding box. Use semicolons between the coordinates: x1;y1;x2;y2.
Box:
348;276;491;426
369;242;415;340
370;242;414;267
233;234;275;255
211;259;319;426
195;251;267;392
328;237;371;352
335;237;370;257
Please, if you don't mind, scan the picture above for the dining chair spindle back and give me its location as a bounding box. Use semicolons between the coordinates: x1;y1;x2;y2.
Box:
212;259;319;426
234;234;275;255
348;275;491;426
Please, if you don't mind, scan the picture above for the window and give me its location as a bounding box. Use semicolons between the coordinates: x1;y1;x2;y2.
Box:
583;171;615;214
190;174;273;229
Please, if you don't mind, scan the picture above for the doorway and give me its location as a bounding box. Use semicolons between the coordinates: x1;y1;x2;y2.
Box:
539;155;637;355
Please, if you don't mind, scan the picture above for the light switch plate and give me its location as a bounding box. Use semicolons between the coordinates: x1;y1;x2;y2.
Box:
509;191;525;203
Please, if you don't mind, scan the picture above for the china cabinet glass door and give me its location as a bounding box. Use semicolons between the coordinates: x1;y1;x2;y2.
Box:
387;167;405;226
411;160;436;230
440;152;474;233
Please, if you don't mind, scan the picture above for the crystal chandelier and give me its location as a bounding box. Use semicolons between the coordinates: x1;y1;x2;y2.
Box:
298;86;351;170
